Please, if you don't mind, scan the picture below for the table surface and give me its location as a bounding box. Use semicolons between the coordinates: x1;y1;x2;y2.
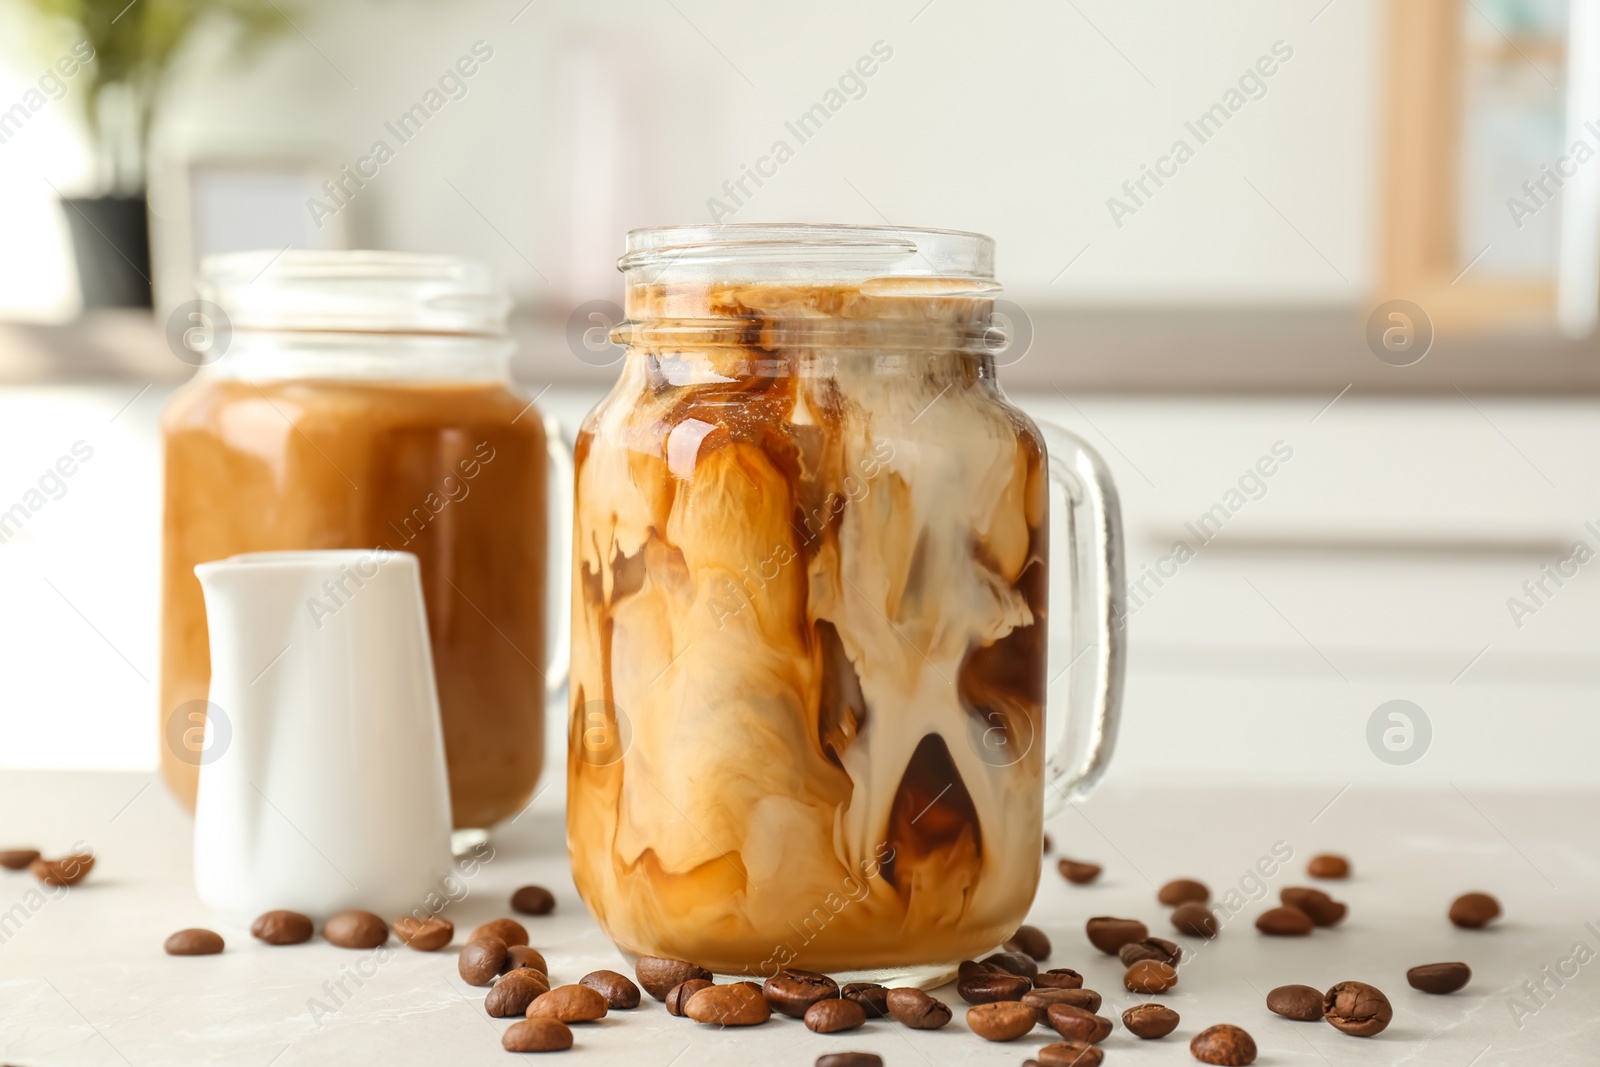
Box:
1;770;1595;1066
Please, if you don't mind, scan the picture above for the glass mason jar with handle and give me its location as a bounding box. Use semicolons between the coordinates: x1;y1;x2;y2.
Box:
568;224;1125;984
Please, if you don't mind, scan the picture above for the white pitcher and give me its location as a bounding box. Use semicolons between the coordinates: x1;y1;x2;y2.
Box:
193;549;454;921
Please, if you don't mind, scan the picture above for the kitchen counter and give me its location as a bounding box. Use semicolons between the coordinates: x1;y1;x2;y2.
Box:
1;770;1594;1065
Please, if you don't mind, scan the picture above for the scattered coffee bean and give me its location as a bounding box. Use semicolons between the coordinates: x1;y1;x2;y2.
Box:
507;945;547;974
1034;968;1085;989
1323;980;1392;1036
1043;833;1053;854
1307;853;1350;879
529;983;609;1024
1004;924;1053;961
0;849;40;871
30;853;94;887
501;1017;572;1052
580;969;640;1009
1159;878;1210;906
1123;1002;1180;1038
486;970;549;1017
1172;902;1219;939
1281;886;1346;927
459;937;510;986
1449;892;1501;929
886;987;952;1029
504;968;552;994
164;928;223;956
967;1000;1037;1041
1255;906;1313;936
393;915;453;951
1125;959;1178;993
1038;1040;1105;1066
323;910;387;949
636;956;713;1000
1407;961;1471;995
956;967;1031;1004
1045;1003;1112;1042
469;917;528;947
510;885;555;916
665;978;714;1016
1120;937;1182;967
250;910;313;946
1265;984;1323;1020
806;997;866;1033
982;950;1040;980
1026;987;1102;1014
685;981;771;1026
840;982;889;1017
817;1056;881;1067
1058;858;1102;884
1191;1023;1257;1065
763;968;840;1017
1085;915;1148;954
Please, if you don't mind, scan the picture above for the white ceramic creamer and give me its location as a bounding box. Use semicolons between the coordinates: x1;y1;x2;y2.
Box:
193;549;454;921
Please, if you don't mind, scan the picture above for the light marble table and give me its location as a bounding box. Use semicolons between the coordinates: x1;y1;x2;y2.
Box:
1;770;1595;1066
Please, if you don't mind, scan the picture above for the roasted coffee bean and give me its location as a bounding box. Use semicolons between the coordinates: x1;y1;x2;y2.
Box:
816;1056;882;1067
510;885;555;916
1034;967;1085;989
1004;924;1053;961
1449;892;1501;929
1058;858;1102;884
250;909;313;946
0;848;40;870
1158;878;1209;906
529;983;609;1023
1045;1003;1112;1042
1323;981;1392;1036
164;928;223;955
1043;833;1053;853
967;1000;1037;1041
805;997;866;1033
323;910;387;949
763;968;840;1017
956;968;1031;1004
469;917;528;947
1255;906;1313;936
982;950;1039;980
885;987;952;1029
458;937;510;986
1407;961;1471;994
1120;937;1182;967
1281;886;1347;927
1123;1002;1180;1039
1172;902;1219;938
501;1017;572;1052
1266;984;1323;1020
1085;915;1148;954
30;853;94;887
685;981;771;1026
507;945;548;974
840;982;889;1017
504;968;552;995
1038;1040;1105;1066
581;969;640;1009
636;956;713;1000
1307;853;1350;879
486;970;549;1017
665;978;714;1016
1026;987;1101;1015
1125;959;1178;993
1191;1023;1257;1065
393;915;453;951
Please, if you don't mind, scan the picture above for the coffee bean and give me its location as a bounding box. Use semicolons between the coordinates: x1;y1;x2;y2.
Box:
1004;924;1053;961
529;983;609;1023
1172;902;1219;938
30;853;94;887
1058;858;1102;884
1255;906;1313;936
685;981;771;1026
956;968;1031;1004
393;915;453;951
1407;961;1471;994
1034;968;1085;989
1125;959;1178;993
817;1056;881;1067
1159;878;1209;906
501;1017;572;1052
1323;981;1392;1036
1191;1023;1257;1065
840;982;888;1017
1265;984;1323;1020
636;956;713;1000
469;917;528;947
1025;987;1101;1014
1044;1003;1112;1042
486;970;549;1017
805;997;866;1033
967;1000;1037;1041
1281;886;1347;927
666;978;713;1016
1043;833;1053;853
885;987;952;1029
1085;915;1148;954
1119;937;1182;967
510;885;555;915
982;950;1040;980
323;910;387;949
1123;1002;1180;1038
1449;892;1501;929
459;937;510;986
0;848;40;870
507;945;547;974
1038;1040;1105;1066
250;910;313;946
164;928;223;956
1307;853;1350;879
580;969;640;1008
763;968;840;1017
504;968;553;995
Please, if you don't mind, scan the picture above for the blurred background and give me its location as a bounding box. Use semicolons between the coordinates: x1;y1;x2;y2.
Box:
1;0;1596;788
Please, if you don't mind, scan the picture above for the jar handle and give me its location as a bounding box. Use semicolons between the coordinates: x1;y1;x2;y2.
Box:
543;413;574;695
1037;420;1127;818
